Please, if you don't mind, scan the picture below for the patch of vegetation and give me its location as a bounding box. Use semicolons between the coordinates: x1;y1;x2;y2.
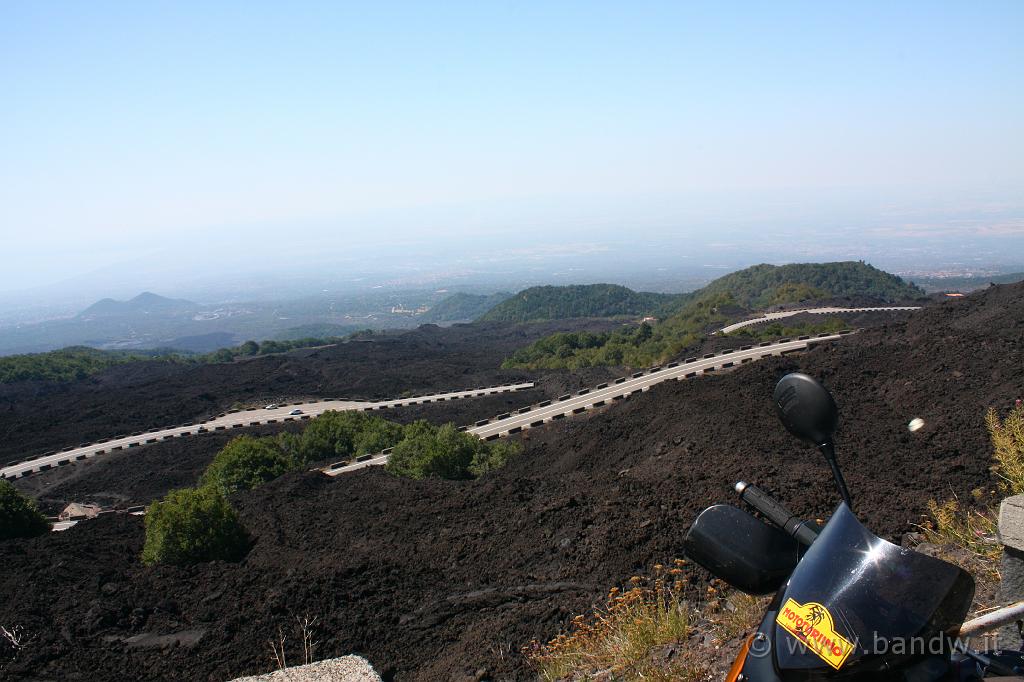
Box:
421;292;512;322
922;402;1023;579
501;261;921;369
503;295;730;369
283;410;405;465
924;497;999;574
524;561;707;681
478;284;679;323
142;408;522;564
200;435;297;496
0;334;354;385
141;486;249;566
989;402;1024;494
0;346;157;384
523;561;776;680
0;480;50;540
385;421;521;480
696;261;924;307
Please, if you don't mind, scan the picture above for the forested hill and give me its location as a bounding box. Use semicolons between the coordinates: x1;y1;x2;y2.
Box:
696;261;925;307
420;292;512;323
500;261;924;370
477;284;678;323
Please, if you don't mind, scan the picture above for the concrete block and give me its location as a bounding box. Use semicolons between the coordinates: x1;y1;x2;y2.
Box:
998;495;1024;648
998;547;1024;649
999;495;1024;552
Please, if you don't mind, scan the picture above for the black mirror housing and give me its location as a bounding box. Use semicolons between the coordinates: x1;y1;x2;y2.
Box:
773;372;838;446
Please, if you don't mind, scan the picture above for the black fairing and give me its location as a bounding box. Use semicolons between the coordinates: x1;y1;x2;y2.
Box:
770;504;974;678
684;504;801;595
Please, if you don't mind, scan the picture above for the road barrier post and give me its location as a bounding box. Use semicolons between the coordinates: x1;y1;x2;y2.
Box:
997;495;1024;648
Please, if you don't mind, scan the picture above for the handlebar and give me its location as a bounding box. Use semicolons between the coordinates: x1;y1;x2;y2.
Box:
735;481;819;547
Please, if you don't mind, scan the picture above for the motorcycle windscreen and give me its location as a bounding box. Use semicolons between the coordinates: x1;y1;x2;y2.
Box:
773;504;974;675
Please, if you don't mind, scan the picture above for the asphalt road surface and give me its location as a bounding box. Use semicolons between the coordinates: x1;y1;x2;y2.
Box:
716;306;920;335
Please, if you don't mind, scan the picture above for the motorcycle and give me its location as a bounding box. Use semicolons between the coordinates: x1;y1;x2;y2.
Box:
683;372;1024;680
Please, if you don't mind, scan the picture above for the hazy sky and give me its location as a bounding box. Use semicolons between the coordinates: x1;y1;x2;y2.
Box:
2;1;1023;293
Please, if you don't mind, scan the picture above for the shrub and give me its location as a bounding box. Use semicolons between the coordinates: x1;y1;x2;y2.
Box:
294;410;403;465
922;403;1022;580
201;435;295;496
386;422;521;480
989;402;1024;494
141;486;248;565
386;422;468;480
468;439;522;477
0;480;50;540
524;562;699;681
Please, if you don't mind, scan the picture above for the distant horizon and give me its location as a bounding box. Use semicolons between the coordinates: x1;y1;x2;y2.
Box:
3;2;1022;304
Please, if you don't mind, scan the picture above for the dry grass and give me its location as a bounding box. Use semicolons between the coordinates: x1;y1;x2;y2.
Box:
922;497;1000;580
0;624;35;672
989;402;1024;495
266;614;321;671
524;561;709;681
522;562;771;681
701;585;770;642
922;403;1024;581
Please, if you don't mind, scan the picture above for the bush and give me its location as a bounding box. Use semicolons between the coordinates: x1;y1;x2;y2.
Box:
200;435;295;496
468;439;521;477
386;421;521;480
141;486;248;565
294;410;403;465
989;402;1024;494
524;562;697;680
0;480;50;540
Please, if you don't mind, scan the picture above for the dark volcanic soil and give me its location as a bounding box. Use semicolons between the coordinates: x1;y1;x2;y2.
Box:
1;285;1021;681
0;319;620;463
12;390;553;515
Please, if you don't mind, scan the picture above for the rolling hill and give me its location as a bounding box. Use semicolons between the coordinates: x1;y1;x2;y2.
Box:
501;261;924;369
477;284;678;323
420;292;512;323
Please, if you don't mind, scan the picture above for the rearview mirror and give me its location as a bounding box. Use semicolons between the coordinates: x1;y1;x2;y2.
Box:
773;373;838;447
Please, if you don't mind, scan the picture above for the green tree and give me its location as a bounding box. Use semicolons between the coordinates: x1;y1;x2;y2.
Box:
295;410;402;464
0;480;50;540
386;422;518;480
468;439;522;477
239;340;260;356
211;348;235;363
141;486;249;565
201;435;294;495
385;419;473;477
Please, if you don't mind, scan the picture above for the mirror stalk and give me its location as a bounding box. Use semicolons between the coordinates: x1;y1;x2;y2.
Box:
819;441;853;510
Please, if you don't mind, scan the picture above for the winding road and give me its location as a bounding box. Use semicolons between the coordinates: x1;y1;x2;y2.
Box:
716;306;920;335
0;383;534;481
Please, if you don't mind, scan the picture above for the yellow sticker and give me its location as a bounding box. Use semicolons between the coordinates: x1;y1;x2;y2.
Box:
776;598;855;670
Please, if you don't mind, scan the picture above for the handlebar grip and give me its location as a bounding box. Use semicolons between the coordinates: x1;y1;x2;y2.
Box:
735;481;819;546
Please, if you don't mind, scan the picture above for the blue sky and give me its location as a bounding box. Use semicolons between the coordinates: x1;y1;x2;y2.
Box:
2;1;1022;293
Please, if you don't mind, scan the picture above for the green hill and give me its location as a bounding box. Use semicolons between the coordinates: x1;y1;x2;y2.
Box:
696;261;924;307
420;292;512;323
477;284;678;323
501;261;923;370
